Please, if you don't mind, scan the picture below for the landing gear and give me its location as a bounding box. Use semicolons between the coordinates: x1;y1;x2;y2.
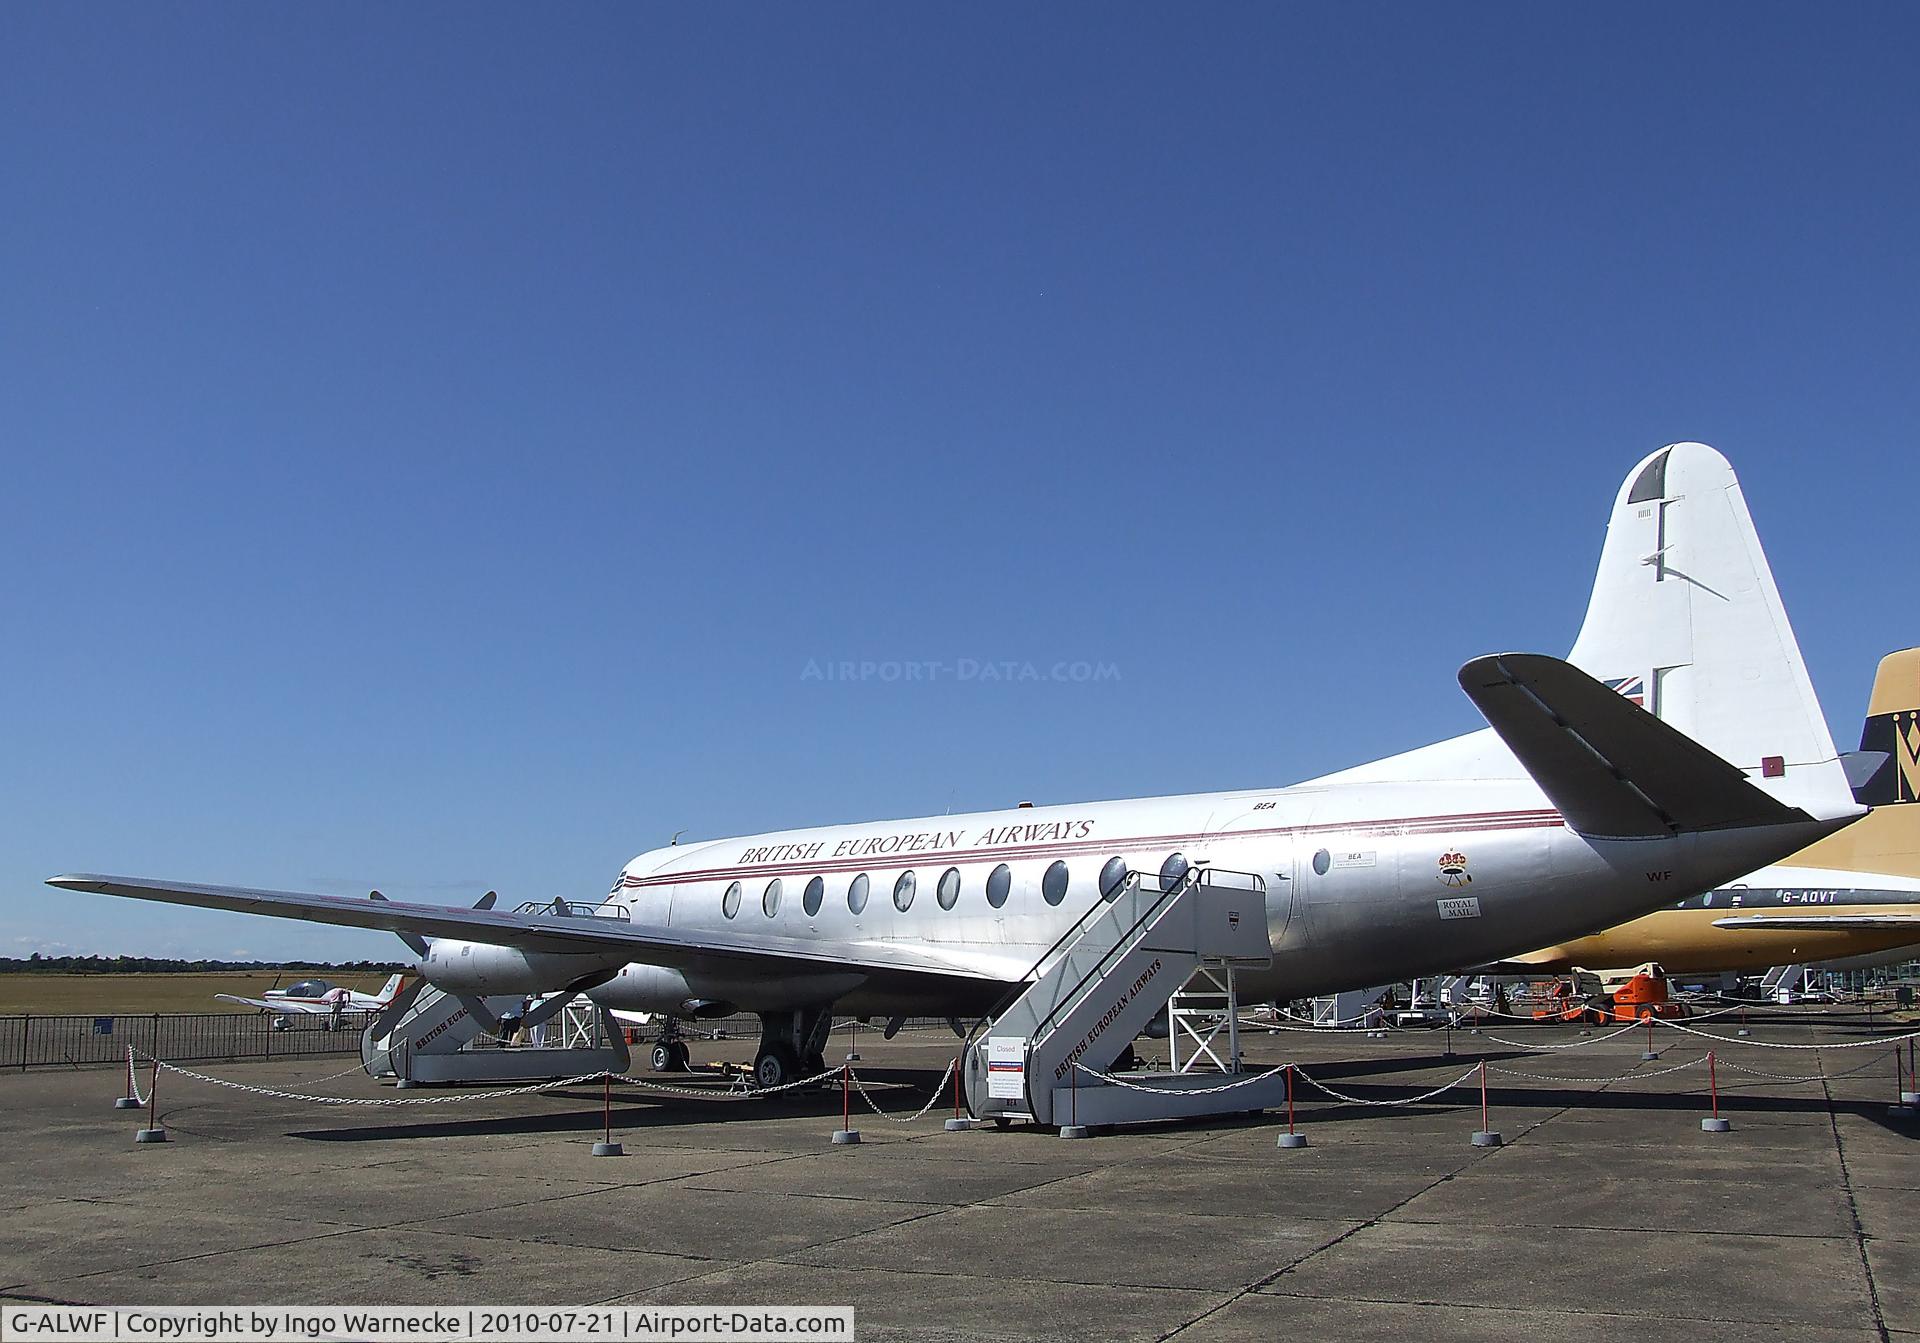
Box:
753;1007;834;1091
650;1041;691;1073
754;1044;802;1089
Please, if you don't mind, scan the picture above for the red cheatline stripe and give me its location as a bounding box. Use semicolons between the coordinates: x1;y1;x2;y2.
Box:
616;809;1566;890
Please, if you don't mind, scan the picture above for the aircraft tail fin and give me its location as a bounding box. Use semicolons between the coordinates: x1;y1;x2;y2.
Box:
378;972;407;1003
1459;653;1821;839
1565;442;1846;816
1790;647;1920;880
1850;647;1920;807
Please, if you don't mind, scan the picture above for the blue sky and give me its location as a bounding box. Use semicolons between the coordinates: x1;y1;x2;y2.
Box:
3;5;1914;959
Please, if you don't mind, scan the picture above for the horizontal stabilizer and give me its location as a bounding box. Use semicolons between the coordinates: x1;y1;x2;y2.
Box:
1459;653;1809;839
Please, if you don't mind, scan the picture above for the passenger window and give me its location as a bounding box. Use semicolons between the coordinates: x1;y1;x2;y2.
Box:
848;872;870;914
893;870;917;911
763;878;782;917
722;881;742;919
1161;852;1190;888
1042;860;1069;905
937;866;961;910
986;863;1011;909
1099;855;1128;901
803;876;824;917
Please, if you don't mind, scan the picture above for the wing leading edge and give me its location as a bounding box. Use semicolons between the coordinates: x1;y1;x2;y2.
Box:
46;873;1018;985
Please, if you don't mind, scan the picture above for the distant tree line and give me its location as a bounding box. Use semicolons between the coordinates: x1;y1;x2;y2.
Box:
1;953;405;974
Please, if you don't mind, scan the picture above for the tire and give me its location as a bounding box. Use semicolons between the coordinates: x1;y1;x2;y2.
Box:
754;1044;801;1089
651;1043;673;1072
668;1042;692;1072
992;1116;1012;1129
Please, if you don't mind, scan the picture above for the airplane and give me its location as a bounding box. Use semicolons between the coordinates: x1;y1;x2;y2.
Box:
50;442;1868;1090
1505;647;1920;978
215;973;409;1025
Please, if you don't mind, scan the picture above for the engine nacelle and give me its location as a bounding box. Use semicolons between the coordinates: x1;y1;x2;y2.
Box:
420;940;631;995
591;962;866;1015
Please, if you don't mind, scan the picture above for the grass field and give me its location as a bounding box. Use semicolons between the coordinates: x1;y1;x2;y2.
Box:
0;972;399;1015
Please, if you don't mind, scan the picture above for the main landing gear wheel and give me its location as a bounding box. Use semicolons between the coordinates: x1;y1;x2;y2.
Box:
754;1044;802;1090
651;1042;692;1073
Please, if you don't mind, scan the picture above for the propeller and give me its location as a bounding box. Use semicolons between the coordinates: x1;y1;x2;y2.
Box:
368;890;429;958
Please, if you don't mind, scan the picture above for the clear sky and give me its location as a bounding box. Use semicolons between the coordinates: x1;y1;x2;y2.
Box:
3;5;1914;960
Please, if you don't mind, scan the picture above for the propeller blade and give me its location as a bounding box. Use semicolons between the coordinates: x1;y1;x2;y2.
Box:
368;891;430;958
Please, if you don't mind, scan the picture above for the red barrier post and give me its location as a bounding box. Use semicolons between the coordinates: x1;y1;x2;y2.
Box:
1703;1050;1729;1131
1278;1062;1308;1148
592;1072;624;1156
1471;1059;1501;1146
832;1062;861;1144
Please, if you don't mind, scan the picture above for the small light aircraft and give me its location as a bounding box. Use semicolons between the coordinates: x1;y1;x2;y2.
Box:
53;443;1868;1087
216;973;408;1026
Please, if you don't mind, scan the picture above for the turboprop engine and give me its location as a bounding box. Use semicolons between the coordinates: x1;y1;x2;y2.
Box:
418;939;631;995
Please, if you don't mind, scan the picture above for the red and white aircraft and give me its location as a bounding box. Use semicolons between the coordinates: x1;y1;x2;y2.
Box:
54;444;1865;1086
215;973;408;1019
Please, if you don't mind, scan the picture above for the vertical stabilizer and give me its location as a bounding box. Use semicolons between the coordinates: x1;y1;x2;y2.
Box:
1565;443;1845;815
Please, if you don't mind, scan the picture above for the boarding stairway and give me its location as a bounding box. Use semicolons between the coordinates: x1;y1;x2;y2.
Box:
361;898;632;1084
962;865;1287;1128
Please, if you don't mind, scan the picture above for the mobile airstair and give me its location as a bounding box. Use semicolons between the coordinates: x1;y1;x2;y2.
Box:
962;866;1288;1129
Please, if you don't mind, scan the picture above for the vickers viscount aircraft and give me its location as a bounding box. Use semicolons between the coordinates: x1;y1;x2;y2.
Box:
53;443;1866;1088
1510;647;1920;977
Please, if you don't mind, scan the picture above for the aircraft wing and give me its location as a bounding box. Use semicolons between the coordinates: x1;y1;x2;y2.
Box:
48;873;1022;986
213;993;332;1014
1711;914;1920;931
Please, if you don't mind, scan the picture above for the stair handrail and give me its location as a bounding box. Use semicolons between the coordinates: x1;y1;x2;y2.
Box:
1018;866;1266;1047
961;864;1227;1062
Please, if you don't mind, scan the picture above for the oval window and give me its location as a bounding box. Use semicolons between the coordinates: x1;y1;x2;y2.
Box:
937;866;961;910
986;863;1012;909
1042;860;1070;905
893;870;917;911
848;872;870;915
1099;855;1129;901
762;878;782;917
1311;848;1331;876
1161;852;1190;888
802;875;824;917
722;881;742;919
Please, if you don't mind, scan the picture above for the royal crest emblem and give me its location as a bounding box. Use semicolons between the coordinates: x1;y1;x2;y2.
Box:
1438;850;1472;887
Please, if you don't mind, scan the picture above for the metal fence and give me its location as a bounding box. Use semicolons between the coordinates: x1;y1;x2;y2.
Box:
0;1011;374;1071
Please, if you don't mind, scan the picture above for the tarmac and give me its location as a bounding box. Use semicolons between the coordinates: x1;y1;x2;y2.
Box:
1;1005;1914;1342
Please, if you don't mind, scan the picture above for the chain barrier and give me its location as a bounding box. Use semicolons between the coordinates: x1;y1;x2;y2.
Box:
1069;1062;1289;1097
126;1048;149;1106
1487;1056;1706;1085
1714;1054;1892;1084
1477;1021;1647;1051
127;1048;842;1108
849;1059;957;1123
1291;1062;1485;1108
1651;1018;1920;1050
